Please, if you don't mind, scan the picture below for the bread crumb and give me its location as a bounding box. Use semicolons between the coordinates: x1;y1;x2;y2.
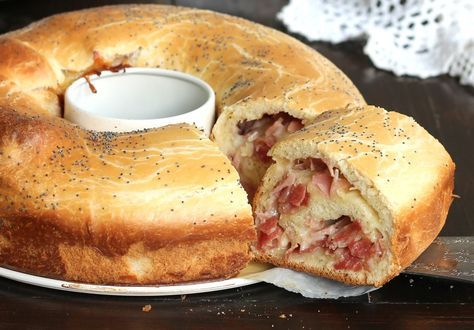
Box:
142;304;152;312
279;314;286;319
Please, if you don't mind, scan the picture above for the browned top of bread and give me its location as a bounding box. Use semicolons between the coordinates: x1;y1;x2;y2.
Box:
0;108;254;254
0;4;364;118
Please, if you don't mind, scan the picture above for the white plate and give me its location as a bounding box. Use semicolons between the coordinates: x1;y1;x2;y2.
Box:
0;262;272;296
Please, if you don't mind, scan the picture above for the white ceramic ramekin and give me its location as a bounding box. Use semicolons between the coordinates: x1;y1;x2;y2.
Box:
64;68;215;136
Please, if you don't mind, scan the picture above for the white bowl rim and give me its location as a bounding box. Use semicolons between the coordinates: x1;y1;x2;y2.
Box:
65;67;215;123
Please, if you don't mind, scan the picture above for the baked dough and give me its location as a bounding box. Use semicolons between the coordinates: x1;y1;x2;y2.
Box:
0;5;454;287
0;106;255;283
252;106;455;286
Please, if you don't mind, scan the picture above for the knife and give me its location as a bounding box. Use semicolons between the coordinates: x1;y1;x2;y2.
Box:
403;236;474;283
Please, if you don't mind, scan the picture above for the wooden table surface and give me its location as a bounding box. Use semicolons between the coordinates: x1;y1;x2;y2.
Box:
0;1;473;329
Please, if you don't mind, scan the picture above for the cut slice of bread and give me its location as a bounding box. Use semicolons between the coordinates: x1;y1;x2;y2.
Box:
252;106;455;286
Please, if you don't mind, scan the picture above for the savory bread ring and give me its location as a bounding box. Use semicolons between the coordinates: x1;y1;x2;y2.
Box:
0;5;453;287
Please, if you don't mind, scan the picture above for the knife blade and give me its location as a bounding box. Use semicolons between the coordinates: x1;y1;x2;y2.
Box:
403;236;474;283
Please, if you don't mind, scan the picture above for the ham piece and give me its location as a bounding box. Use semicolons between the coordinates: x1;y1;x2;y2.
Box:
277;184;309;214
312;169;332;197
236;113;303;165
257;216;283;249
256;157;384;271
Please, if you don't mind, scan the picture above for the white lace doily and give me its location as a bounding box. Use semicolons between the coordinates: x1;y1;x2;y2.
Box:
278;0;474;87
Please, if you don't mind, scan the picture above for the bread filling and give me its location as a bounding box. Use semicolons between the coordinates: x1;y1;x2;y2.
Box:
255;158;385;272
231;113;303;193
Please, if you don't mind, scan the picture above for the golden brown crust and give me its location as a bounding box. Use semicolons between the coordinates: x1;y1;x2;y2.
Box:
392;162;454;274
0;106;255;283
254;106;455;286
1;217;251;284
59;239;251;284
